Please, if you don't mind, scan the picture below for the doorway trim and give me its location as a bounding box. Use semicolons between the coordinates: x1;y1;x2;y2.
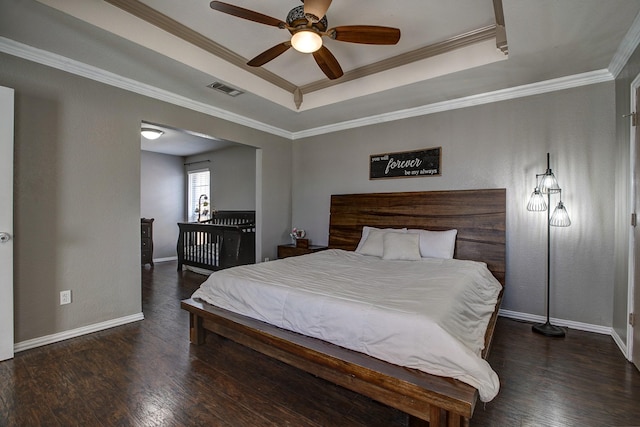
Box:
627;73;640;362
0;86;14;361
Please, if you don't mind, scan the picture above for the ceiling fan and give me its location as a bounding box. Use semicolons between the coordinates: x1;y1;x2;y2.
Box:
209;0;401;80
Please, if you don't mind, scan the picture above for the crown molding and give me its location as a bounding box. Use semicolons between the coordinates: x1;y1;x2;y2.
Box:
609;10;640;78
0;37;614;141
300;26;499;95
105;0;507;109
0;37;292;139
292;69;614;139
103;0;296;93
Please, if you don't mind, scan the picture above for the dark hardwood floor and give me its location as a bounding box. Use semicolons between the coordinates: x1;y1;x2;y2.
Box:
1;260;639;426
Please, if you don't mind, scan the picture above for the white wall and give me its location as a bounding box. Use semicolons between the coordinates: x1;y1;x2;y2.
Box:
140;151;184;260
292;83;616;327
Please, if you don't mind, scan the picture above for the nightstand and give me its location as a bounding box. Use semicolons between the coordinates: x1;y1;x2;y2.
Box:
277;244;327;259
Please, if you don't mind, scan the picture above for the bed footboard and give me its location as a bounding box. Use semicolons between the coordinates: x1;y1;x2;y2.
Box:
181;298;478;426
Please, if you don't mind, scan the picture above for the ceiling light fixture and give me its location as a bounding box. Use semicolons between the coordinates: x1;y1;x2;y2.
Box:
291;30;323;53
141;128;164;140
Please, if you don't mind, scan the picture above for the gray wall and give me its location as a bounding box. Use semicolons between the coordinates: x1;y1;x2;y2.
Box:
2;53;291;343
185;144;257;213
292;83;617;328
140;151;184;260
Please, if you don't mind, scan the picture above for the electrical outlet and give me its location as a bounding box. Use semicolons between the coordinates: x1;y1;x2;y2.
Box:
264;257;269;262
60;290;71;305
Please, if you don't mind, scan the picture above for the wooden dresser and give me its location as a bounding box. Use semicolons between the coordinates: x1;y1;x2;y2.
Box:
141;218;154;266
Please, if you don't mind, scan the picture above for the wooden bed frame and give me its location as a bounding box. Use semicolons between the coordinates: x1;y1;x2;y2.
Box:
181;189;506;426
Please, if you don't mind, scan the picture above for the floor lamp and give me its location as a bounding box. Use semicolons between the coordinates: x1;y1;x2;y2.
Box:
527;153;571;337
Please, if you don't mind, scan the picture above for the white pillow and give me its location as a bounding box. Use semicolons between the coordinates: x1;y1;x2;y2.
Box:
408;229;458;259
356;229;388;257
382;232;421;260
355;226;406;253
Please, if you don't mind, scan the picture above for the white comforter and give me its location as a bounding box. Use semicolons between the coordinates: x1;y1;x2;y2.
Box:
191;249;502;401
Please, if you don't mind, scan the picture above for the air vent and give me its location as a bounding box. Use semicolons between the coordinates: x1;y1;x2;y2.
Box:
207;82;244;97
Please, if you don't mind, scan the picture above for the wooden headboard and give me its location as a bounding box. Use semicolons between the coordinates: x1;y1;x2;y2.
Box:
328;189;506;286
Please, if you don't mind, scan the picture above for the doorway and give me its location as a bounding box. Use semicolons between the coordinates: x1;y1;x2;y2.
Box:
140;122;261;266
631;82;640;371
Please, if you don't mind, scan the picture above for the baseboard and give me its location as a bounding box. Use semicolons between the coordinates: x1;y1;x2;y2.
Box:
500;309;634;359
14;312;144;353
499;309;613;335
610;329;630;360
12;308;626;357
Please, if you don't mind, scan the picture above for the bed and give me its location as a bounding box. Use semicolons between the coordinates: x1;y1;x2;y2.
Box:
181;189;505;426
177;210;255;272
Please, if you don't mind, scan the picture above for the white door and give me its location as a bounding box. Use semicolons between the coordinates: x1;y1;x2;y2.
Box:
0;86;14;361
634;87;640;371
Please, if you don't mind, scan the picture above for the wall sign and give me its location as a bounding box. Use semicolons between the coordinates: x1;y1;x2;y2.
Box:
370;147;441;180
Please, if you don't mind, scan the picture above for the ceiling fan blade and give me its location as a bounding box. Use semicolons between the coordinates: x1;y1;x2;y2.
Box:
210;1;285;28
303;0;332;22
247;43;291;67
330;26;401;45
312;46;343;80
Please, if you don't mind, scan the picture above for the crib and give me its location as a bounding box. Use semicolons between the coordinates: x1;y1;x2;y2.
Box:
177;211;256;272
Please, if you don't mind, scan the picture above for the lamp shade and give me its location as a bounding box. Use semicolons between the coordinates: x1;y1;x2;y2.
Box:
540;171;560;194
550;201;571;227
291;30;323;53
527;187;547;211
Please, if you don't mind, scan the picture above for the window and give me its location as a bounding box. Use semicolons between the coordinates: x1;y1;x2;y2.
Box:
187;169;210;222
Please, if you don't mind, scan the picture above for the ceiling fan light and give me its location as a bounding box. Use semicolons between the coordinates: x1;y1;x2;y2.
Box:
141;128;164;140
291;30;323;53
